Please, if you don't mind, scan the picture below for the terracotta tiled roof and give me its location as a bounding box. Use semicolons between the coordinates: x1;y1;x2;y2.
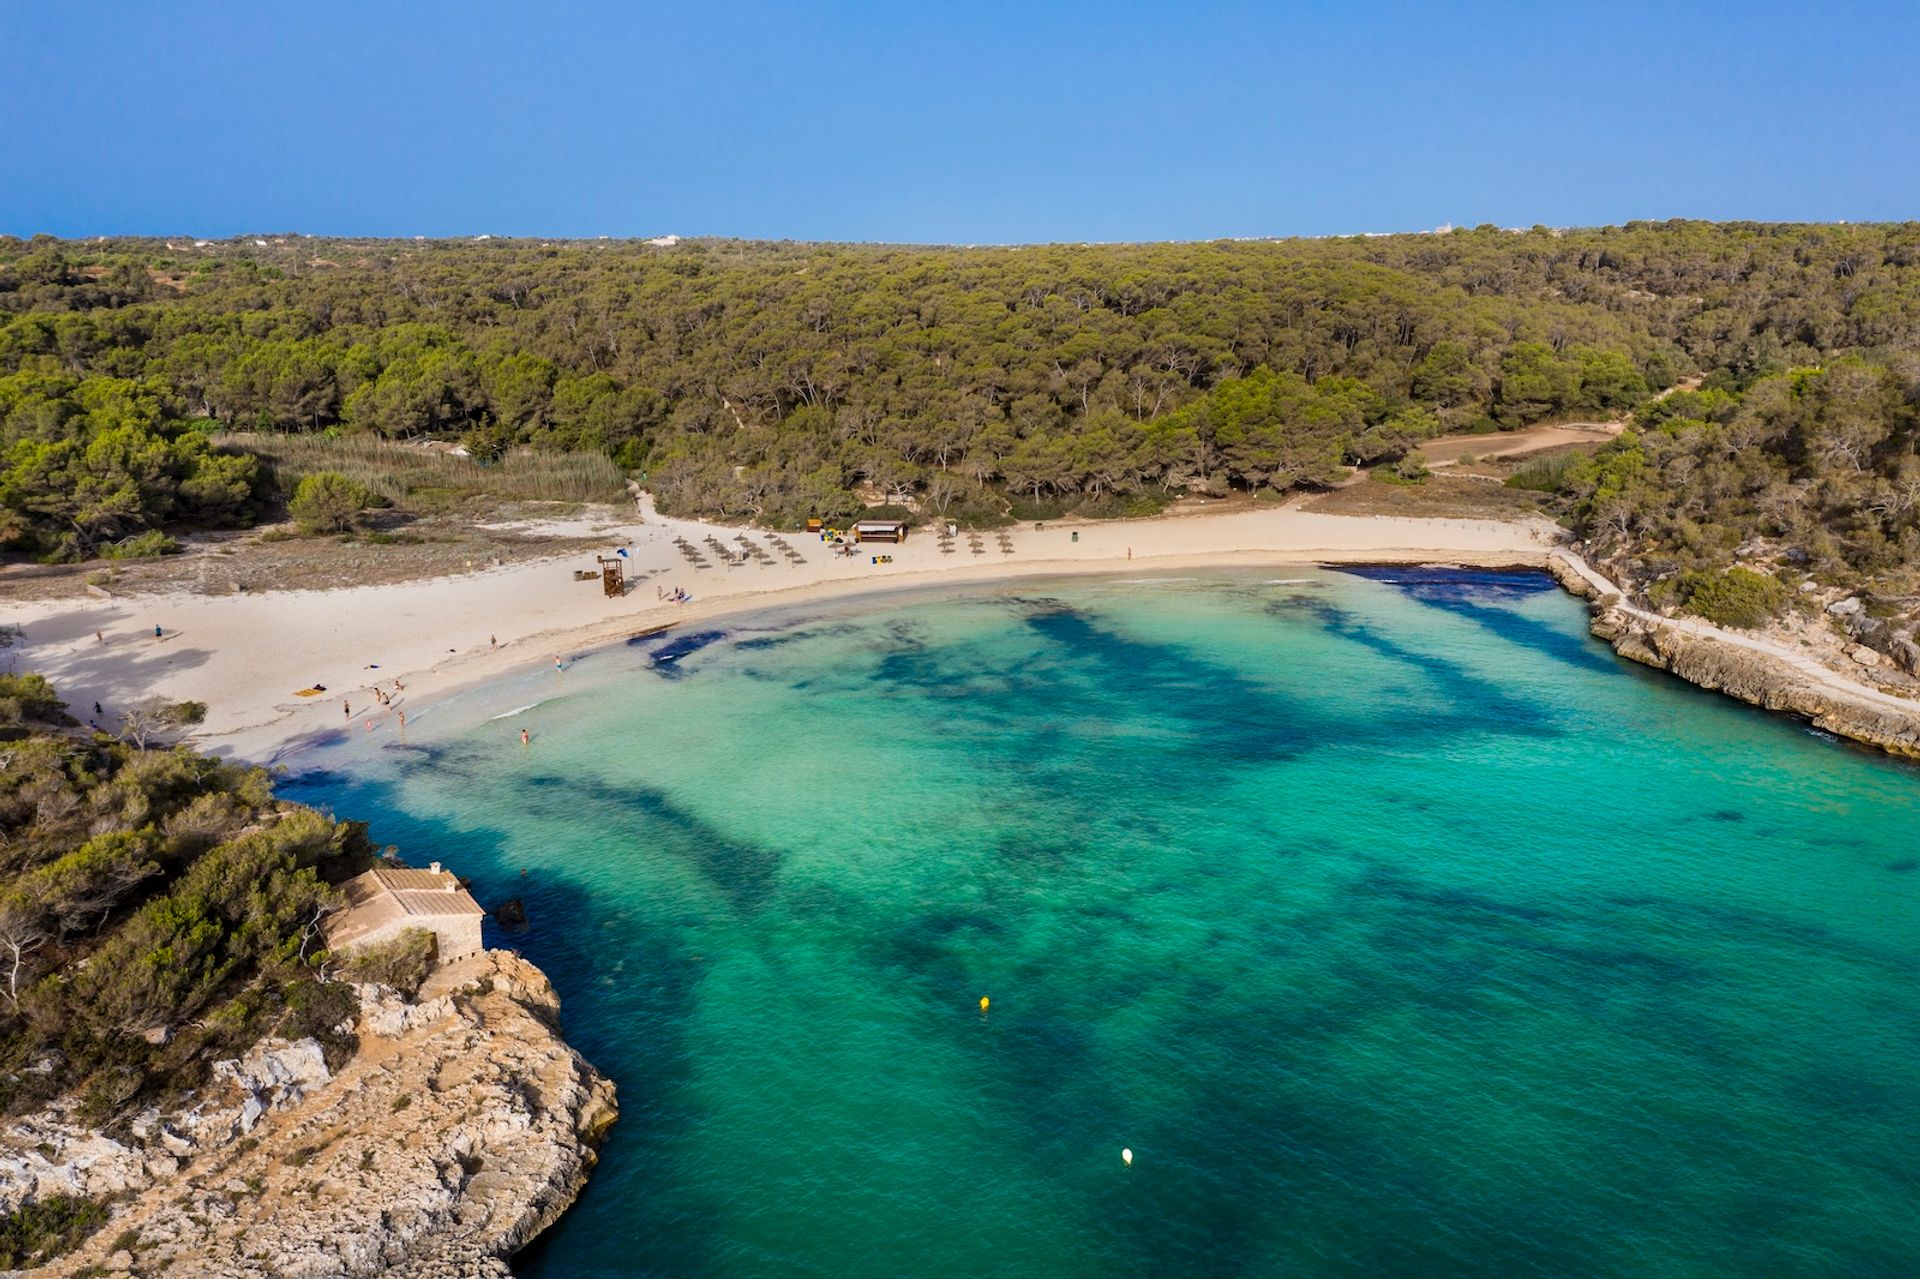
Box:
324;865;485;950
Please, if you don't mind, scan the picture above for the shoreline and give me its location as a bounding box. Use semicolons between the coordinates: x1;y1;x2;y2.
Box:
11;494;1920;766
1549;552;1920;760
3;500;1558;764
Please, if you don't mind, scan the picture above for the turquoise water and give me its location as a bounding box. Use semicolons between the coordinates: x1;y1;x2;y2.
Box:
284;569;1920;1278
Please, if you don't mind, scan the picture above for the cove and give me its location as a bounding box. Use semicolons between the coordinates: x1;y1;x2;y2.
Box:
284;568;1920;1279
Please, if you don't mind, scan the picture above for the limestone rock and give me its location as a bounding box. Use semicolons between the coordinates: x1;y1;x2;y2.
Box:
213;1036;332;1103
358;985;456;1038
5;950;615;1278
1580;601;1920;758
1890;634;1920;676
1546;555;1598;600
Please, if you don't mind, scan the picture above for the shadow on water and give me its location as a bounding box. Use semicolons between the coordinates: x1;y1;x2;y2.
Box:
1334;566;1621;676
516;770;787;913
1265;593;1555;735
635;628;732;677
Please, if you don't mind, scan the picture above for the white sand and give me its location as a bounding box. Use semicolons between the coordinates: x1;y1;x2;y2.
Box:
3;500;1558;763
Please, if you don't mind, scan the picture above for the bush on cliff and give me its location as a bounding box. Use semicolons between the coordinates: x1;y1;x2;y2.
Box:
341;927;437;998
0;1193;108;1268
1672;566;1788;630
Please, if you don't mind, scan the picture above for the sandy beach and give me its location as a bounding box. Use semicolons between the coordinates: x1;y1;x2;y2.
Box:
2;500;1559;764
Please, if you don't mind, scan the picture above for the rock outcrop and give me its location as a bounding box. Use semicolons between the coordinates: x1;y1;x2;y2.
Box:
1548;555;1920;758
5;950;615;1278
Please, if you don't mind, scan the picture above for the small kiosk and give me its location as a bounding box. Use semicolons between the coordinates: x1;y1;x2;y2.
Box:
852;519;908;544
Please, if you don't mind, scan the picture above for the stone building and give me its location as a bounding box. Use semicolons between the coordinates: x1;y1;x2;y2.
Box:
323;862;486;965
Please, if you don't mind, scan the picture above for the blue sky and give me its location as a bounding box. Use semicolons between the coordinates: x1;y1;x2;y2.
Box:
6;0;1916;242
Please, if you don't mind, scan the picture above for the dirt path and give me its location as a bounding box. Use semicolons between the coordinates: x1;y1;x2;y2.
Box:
1422;421;1624;467
1421;379;1705;469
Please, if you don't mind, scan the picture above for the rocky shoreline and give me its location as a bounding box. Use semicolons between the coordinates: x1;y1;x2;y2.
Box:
1548;554;1920;759
4;950;615;1278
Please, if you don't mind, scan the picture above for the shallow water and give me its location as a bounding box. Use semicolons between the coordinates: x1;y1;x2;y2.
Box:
285;569;1920;1278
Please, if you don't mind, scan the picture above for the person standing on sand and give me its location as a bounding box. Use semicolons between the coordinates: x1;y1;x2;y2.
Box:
343;701;351;719
153;624;162;640
95;630;103;644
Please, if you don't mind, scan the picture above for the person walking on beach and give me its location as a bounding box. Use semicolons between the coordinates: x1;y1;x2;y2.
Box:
490;635;497;649
343;701;351;719
95;630;103;644
153;624;163;640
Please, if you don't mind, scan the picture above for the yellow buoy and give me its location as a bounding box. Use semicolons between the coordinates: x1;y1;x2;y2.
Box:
979;996;990;1011
1122;1148;1133;1166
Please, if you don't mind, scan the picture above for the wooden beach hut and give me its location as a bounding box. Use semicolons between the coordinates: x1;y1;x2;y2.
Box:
852;519;908;544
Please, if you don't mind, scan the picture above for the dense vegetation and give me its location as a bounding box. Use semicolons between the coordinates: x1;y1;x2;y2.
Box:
1556;360;1920;627
0;223;1907;540
0;676;378;1133
4;224;1919;605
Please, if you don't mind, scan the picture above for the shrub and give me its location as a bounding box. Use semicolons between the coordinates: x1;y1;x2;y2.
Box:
101;531;181;560
340;927;436;998
0;674;73;727
0;1194;109;1267
1675;567;1788;629
280;978;361;1063
1377;450;1430;485
289;472;373;535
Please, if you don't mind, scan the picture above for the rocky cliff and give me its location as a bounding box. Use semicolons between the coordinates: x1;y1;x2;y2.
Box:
4;950;615;1278
1548;555;1920;758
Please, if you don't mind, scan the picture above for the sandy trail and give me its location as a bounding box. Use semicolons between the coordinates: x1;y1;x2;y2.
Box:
5;500;1558;763
1421;421;1624;467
